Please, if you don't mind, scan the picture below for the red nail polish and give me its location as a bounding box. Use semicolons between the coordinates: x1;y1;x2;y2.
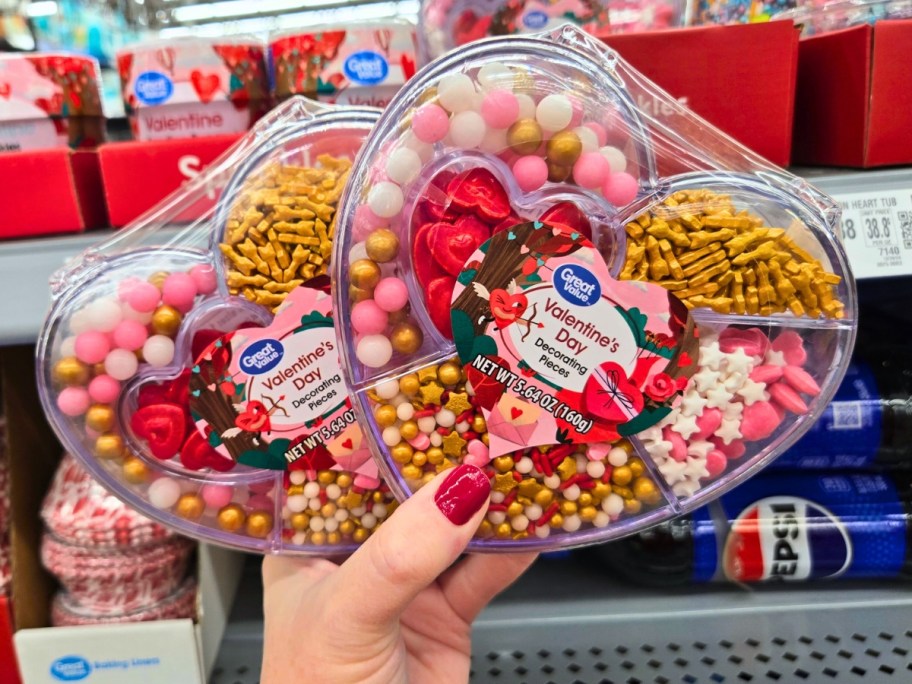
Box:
434;464;491;526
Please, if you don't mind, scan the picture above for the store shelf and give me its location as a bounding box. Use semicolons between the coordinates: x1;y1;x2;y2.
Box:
210;554;912;684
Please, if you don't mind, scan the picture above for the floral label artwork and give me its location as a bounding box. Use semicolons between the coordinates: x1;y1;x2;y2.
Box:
189;285;375;476
451;220;698;458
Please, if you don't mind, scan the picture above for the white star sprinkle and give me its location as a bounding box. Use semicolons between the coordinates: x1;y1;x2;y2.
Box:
723;401;745;419
723;371;747;393
737;378;768;405
659;458;688;485
684;456;710;481
657;410;679;429
693;368;722;393
724;347;754;375
679;391;709;417
670;414;700;440
673;479;701;497
699;340;725;370
714;418;743;445
687;440;714;459
766;349;787;367
645;439;673;462
638;425;663;443
705;385;734;410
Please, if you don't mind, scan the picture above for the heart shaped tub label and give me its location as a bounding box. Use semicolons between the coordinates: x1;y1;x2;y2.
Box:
189;285;374;476
451;220;698;458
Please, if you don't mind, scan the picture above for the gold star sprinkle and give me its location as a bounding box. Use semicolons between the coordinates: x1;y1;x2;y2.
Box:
417;366;439;384
444;392;472;415
493;471;518;494
418;382;445;406
517;478;543;499
556;457;578;481
441;430;467;457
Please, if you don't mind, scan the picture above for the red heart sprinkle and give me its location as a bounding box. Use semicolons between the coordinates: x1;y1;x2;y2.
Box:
426;276;457;338
130;403;187;460
447;168;511;223
428;215;491;276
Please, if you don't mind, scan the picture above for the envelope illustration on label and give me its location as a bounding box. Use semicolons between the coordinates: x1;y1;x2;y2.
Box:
486;394;542;451
327;422;372;473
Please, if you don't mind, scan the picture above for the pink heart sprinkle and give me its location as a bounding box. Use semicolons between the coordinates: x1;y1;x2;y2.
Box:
705;450;728;478
769;381;809;414
740;401;781;441
771;330;807;366
663;427;688;462
750;364;784;385
782;365;821;397
719;327;770;357
694;408;723;441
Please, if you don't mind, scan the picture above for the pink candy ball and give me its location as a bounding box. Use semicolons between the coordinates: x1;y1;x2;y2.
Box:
412;104;450;143
162;272;197;313
481;89;520;129
190;265;218;295
124;281;161;313
602;172;639;206
117;277;142;300
351;300;389;334
573;152;611;189
57;387;90;417
705;450;728;478
584;121;608;147
88;375;121;404
694;407;723;441
740;401;781;441
373;277;409;312
201;485;234;510
112;319;148;351
513;155;548;192
74;331;110;365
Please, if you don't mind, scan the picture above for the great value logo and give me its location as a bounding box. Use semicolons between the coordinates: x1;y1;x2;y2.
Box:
343;51;389;86
522;10;550;29
240;339;285;375
724;496;853;582
553;264;601;307
134;71;174;106
50;656;92;681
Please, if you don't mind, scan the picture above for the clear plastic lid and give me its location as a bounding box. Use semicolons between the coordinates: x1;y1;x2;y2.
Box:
772;0;912;35
331;25;857;550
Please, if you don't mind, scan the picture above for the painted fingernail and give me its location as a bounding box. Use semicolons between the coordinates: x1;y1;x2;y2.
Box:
434;464;491;526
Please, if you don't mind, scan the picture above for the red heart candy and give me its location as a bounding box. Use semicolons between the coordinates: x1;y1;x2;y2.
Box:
180;430;234;472
131;403;187;460
426;276;457;338
447;168;511;223
413;222;448;290
428;215;491;276
582;362;645;425
137;383;171;408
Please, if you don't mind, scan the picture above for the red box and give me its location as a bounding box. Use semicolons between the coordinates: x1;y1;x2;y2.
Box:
0;596;21;684
600;21;799;167
98;134;240;228
792;20;912;168
0;149;105;240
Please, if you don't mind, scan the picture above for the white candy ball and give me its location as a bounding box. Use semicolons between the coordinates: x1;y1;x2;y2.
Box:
148;478;181;509
367;181;404;219
436;408;456;427
607;446;629;467
515;93;536;120
594;511;611;528
397;403;415;421
335;509;350;521
479;126;508;153
69;308;92;335
562;514;582;532
602;493;625;516
574;125;599;152
104;348;139;381
430;432;442;447
308;498;321;511
382;426;401;447
526;503;543;521
417;416;437;433
375;379;400;399
536;94;573;131
450;110;487;149
437;73;476;112
488;510;506;525
326;484;342;500
391;394;408;407
143;335;175;368
477;62;513;90
564;484;581;501
600;146;627;173
544;474;561;489
361;512;378;529
386;147;422;185
59;336;77;358
373;503;388;519
586;460;606;479
535;524;551;538
511;514;530;532
303;482;320;498
289;470;306;486
86;298;123;332
324;518;339;533
491;491;505;504
292;532;307;546
287;495;307;513
455;421;469;434
349;242;368;264
402;130;434;163
309;516;325;532
356;334;393;368
515;456;534;474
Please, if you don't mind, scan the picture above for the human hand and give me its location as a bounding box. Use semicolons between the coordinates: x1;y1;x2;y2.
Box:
261;464;537;684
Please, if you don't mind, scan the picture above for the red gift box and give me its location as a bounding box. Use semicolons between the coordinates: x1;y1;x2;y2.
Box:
98;134;240;228
0;149;105;240
600;21;799;167
792;20;912;168
0;596;21;684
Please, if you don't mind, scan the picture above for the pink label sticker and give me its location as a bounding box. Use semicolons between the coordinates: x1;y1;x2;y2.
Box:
451;221;698;458
189;286;377;482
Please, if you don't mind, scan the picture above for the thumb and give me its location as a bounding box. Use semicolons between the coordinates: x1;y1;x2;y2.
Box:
325;463;491;629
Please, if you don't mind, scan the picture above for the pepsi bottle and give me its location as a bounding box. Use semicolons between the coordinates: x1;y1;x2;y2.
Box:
592;472;912;585
772;345;912;469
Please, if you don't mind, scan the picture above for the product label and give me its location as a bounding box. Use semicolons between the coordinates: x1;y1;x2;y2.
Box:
50;656;92;681
522;9;550;28
691;473;908;583
773;362;883;469
134;71;174;105
343;50;389;85
834;189;912;278
450;221;698;457
135;100;251;140
445;0;608;45
189;286;376;480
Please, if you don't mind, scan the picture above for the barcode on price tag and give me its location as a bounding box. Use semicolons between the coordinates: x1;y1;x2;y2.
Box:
833;190;912;278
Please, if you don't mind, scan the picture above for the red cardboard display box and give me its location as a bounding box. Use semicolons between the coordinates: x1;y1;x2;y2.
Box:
0;596;21;684
600;21;799;167
792;20;912;168
98;133;240;228
0;150;105;241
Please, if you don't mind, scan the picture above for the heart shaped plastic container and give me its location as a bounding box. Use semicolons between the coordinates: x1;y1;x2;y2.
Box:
37;100;399;554
332;27;857;550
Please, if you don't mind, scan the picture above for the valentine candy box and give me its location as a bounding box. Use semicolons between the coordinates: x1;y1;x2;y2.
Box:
332;26;857;550
418;0;610;63
38;99;398;554
116;37;270;141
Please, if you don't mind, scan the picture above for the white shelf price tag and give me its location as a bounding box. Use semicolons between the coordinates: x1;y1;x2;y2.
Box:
834;190;912;278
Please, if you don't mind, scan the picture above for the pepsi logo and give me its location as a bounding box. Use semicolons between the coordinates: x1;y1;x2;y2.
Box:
723;496;852;583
